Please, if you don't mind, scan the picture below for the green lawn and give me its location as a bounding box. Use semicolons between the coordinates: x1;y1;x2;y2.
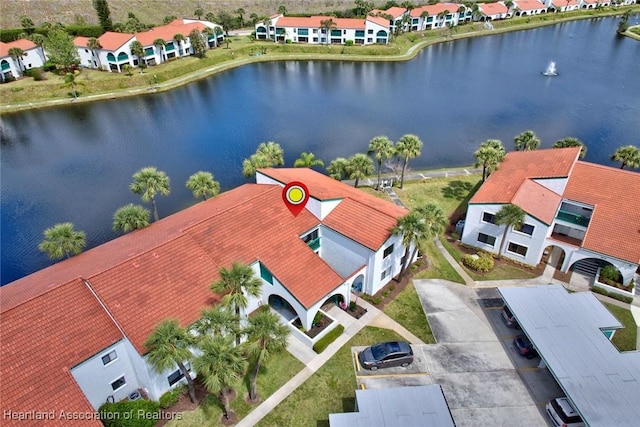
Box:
604;303;638;352
165;350;304;426
383;282;436;343
256;327;405;427
415;239;466;284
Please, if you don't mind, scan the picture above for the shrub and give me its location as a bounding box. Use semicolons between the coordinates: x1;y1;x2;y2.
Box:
25;68;46;81
462;251;494;272
600;265;620;282
159;385;184;409
345;39;354;46
592;286;633;304
348;301;356;311
98;400;160;427
313;324;344;353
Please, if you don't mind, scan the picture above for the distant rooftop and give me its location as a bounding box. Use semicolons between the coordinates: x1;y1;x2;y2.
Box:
499;284;640;427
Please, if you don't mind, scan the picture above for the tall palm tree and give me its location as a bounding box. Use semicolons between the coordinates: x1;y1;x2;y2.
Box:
8;47;25;75
145;319;197;403
368;136;395;190
395;134;423;189
494;204;526;258
513;130;540;151
553;137;587;159
320;18;336;45
129;40;146;72
173;33;185;55
610;145;640;170
346;153;374;188
392;211;428;280
235;8;245;27
153;38;166;63
63;72;82;99
38;222;86;259
193;335;247;421
416;202;447;238
242;142;285;177
474;139;506;182
294;152;324;168
186;171;220;201
191;306;239;337
327;157;350;181
211;262;262;345
87;37;103;70
244;309;289;402
112;203;151;233
129;167;171;221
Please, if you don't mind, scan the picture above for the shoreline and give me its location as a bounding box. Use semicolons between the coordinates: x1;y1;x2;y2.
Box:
1;7;637;114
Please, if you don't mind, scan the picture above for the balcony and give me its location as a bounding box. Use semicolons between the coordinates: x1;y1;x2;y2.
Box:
555;210;590;227
307;237;320;251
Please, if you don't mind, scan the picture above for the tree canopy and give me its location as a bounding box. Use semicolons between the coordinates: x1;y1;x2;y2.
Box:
39;222;86;259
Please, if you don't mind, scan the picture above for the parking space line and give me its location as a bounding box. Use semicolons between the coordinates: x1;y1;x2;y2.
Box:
353;351;361;371
355;372;430;379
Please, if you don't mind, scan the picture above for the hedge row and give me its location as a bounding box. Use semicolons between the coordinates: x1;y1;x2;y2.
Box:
592;285;634;304
313;324;344;353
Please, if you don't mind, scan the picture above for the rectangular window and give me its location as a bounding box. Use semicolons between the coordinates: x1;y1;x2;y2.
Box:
102;350;117;365
383;244;394;259
260;263;273;284
515;223;535;236
380;266;392;280
477;233;496;247
507;242;528;257
111;376;126;391
355;30;365;37
313;37;318;42
367;38;373;43
482;212;496;224
298;28;308;35
313;29;318;33
368;29;374;34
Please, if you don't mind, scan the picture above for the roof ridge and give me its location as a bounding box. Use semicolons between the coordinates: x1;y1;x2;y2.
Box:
0;277;82;314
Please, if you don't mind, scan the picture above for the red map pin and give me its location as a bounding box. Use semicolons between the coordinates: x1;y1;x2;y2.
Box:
282;181;309;217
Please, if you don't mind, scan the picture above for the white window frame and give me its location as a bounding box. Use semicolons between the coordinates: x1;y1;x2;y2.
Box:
477;232;496;247
110;375;126;392
481;211;496;224
507;241;528;257
383;244;394;259
102;350;118;366
380;266;392;280
514;223;535;236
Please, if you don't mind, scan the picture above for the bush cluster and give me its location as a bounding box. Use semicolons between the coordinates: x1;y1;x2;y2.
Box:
158;385;184;409
592;285;634;304
313;324;344;353
462;251;494;272
98;399;160;427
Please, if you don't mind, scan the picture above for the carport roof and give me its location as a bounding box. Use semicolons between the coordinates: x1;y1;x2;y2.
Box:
499;284;640;427
329;385;455;427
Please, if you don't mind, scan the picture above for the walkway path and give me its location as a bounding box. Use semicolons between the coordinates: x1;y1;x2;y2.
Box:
344;166;481;190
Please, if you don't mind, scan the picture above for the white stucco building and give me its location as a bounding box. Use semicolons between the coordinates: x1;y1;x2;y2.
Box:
461;147;640;287
0;168;410;425
0;39;46;82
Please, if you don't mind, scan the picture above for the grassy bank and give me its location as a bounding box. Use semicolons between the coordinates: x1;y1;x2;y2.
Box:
2;6;637;113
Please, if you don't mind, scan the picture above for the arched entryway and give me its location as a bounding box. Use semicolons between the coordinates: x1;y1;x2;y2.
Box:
268;294;300;322
569;258;619;290
542;245;566;269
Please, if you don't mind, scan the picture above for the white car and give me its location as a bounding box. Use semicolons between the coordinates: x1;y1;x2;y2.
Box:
546;397;585;427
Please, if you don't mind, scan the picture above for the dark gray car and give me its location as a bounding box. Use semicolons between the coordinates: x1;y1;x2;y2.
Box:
358;341;414;370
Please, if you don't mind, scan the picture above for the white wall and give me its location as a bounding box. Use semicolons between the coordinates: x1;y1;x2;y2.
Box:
368;233;407;295
320;226;370;278
71;340;142;409
532;177;568;195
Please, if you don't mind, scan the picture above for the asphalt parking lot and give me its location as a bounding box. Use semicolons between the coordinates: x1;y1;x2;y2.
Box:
349;280;565;427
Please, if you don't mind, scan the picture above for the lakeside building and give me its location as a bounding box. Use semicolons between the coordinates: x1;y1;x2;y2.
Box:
0;168;411;424
410;3;472;31
460;147;640;288
255;14;391;45
0;39;46;82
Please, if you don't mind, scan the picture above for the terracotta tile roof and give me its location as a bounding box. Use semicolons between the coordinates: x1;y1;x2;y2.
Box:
274;16;367;30
0;39;37;58
564;163;640;264
411;3;464;17
552;0;580;6
74;36;90;48
514;0;548;10
384;6;409;18
0;279;121;426
97;31;135;51
478;2;509;15
471;147;580;203
511;178;562;224
136;22;206;46
366;15;391;28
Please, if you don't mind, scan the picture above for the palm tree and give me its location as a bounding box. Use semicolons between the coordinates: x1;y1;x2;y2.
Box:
186;171;220;201
367;136;395;190
513;130;540;151
63;72;82;99
416;202;447;239
494;204;525;258
211;262;262;345
395;134;423;189
474;139;506;182
610;145;640;170
29;33;47;63
112;203;151;233
294;152;324;168
38;222;86;259
153;38;166;63
244;309;289;402
553;137;587;159
346;153;374;188
242;142;285;177
194;8;204;19
420;11;429;29
145;319;197;403
129;40;146;72
8;47;25;75
320;18;337;45
87;37;103;70
193;335;247;420
392;211;428;280
327;157;350;181
191;306;239;337
129;167;171;221
173;33;185;55
235;8;245;27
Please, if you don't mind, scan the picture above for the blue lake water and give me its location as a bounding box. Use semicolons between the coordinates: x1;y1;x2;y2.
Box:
1;17;639;285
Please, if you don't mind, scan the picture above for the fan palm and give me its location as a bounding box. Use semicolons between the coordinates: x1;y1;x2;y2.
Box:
610;145;640;170
494;204;526;258
368;136;394;190
395;134;423;189
553;137;587;159
129;167;171;221
294;152;324;168
145;319;197;403
112;203;151;233
191;306;239;337
186;171;220;201
346;153;374;188
392;211;428;280
38;222;86;260
513;130;540;151
326;157;350;181
474;139;506;182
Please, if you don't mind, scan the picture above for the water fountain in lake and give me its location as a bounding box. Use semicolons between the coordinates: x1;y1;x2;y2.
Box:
542;61;558;76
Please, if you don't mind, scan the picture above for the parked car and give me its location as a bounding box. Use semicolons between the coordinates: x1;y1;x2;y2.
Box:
500;305;520;329
546;397;585;427
514;334;538;359
358;341;414;371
